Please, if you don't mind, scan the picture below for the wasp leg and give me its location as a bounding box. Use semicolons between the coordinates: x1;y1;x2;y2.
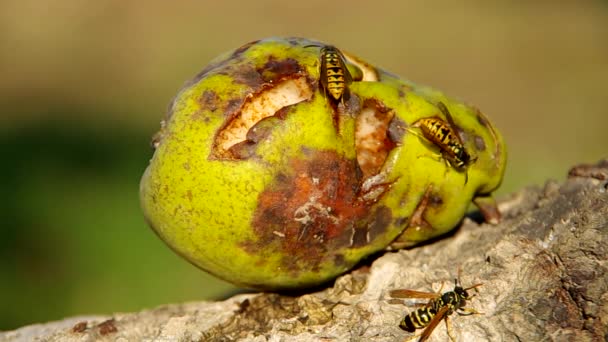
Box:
407;129;466;185
405;127;439;158
445;315;456;342
388;185;434;249
436;281;445;294
421;152;443;163
457;307;484;316
402;333;419;342
472;195;501;224
402;330;429;342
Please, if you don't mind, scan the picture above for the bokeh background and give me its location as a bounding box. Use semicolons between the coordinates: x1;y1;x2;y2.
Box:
1;0;607;330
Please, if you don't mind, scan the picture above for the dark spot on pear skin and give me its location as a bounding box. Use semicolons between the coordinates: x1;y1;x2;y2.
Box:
227;140;258;160
387;116;407;143
242;150;392;275
224;98;244;117
333;254;346;268
474;135;486;151
429;193;443;208
475;108;489;128
199;90;220;112
232;39;260;58
351;225;368;248
368;206;392;242
394;216;409;228
230;65;265;88
258;57;304;83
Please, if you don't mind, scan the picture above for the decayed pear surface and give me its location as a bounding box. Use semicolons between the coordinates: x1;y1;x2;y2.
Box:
140;37;506;289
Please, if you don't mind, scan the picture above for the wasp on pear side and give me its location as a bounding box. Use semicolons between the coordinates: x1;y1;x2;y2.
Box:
389;275;483;342
409;102;476;183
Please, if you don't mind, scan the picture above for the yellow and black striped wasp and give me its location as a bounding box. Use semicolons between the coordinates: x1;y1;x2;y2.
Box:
409;102;476;183
389;276;483;342
306;44;353;105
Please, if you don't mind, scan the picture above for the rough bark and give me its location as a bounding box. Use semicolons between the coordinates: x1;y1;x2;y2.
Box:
2;160;607;342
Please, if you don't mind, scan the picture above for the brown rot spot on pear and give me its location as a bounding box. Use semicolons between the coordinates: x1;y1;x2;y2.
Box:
227;141;258;160
365;206;393;246
244;150;392;273
230;65;265;88
333;254;347;268
338;92;362;118
398;88;406;99
355;99;397;178
199;90;220;112
474;134;486;152
428;192;444;208
394;216;409;228
351;224;368;248
211;76;313;159
224;98;245;118
258;57;304;83
387;116;406;144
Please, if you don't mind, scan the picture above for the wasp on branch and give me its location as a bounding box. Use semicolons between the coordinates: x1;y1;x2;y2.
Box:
389;275;483;342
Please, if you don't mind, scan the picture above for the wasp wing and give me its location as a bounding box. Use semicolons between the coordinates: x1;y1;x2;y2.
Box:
335;48;352;103
437;101;464;144
318;48;329;95
389;289;440;299
418;305;450;342
336;49;353;85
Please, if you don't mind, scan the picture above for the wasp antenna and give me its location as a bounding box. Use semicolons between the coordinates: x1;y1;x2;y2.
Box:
465;283;484;291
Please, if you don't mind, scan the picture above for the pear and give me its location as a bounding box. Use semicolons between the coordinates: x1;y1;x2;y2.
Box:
140;37;506;290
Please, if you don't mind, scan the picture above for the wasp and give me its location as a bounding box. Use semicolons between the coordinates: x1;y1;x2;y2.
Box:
410;102;476;182
306;45;353;104
389;277;482;342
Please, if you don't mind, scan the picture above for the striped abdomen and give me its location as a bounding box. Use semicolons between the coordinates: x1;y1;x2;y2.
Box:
401;302;440;332
320;46;352;102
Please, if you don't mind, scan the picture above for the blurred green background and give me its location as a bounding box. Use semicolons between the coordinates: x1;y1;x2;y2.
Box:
1;0;607;330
